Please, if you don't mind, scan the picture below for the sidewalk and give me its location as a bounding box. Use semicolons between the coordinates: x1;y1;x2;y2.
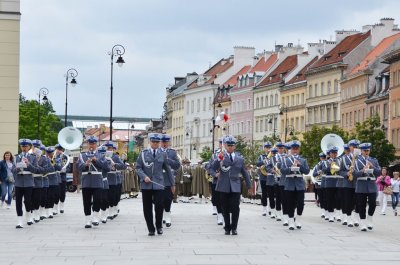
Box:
1;192;400;265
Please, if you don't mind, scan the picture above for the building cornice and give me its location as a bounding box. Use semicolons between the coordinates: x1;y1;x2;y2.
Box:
305;62;347;77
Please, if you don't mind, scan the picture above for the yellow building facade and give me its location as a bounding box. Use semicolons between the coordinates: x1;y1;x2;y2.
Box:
0;0;20;154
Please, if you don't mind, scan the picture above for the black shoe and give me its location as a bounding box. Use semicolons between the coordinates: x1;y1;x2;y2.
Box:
60;210;64;214
92;221;99;226
148;231;155;236
157;228;163;235
166;223;171;228
40;216;45;220
27;221;33;226
48;215;53;219
16;225;23;229
101;220;107;224
231;230;238;235
85;224;92;229
224;230;230;235
163;220;166;224
34;219;40;223
107;216;114;220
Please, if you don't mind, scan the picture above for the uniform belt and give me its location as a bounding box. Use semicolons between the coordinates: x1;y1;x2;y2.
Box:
82;172;102;175
32;174;43;178
46;173;57;177
357;177;376;181
326;175;343;179
286;174;302;178
103;177;108;181
108;171;121;174
18;171;32;175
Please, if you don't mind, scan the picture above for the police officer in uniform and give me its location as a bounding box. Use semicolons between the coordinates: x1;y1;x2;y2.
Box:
30;140;46;223
160;134;181;228
339;144;356;226
313;152;327;218
352;143;381;231
320;147;342;222
281;140;310;230
208;138;224;225
265;147;281;220
136;133;174;236
96;145;111;224
276;142;289;226
104;141;127;220
212;135;252;235
77;136;111;228
15;139;42;228
54;144;69;214
256;142;271;216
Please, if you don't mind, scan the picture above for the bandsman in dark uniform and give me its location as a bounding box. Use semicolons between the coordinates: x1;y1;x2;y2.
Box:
313;152;327;219
276;142;289;226
281;140;310;230
30;140;46;223
256;142;271;216
104;141;127;220
135;133;174;236
15;139;42;228
77;136;111;228
208;138;224;225
265;147;282;220
320;147;341;222
352;143;381;231
212;135;252;235
160;134;181;228
339;144;356;226
54;144;69;214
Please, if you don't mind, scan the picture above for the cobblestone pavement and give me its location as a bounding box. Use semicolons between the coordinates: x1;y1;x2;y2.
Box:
1;192;400;265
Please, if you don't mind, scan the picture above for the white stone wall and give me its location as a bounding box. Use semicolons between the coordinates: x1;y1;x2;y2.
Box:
0;0;20;154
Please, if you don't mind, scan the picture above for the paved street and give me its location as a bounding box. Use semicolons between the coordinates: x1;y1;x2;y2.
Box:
1;192;400;265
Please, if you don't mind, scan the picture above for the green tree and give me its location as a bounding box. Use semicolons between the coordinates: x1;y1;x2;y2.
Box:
19;94;63;146
352;114;395;167
235;135;248;156
242;141;263;165
199;146;212;162
127;151;140;163
301;125;350;167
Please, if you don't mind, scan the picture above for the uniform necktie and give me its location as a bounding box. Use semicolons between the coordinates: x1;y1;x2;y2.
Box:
153;149;156;158
229;153;233;162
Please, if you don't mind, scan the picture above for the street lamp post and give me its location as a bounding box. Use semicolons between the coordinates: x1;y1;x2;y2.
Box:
186;127;193;160
127;122;135;155
37;87;49;139
64;68;78;127
279;103;289;142
267;113;277;141
211;87;223;153
109;44;126;141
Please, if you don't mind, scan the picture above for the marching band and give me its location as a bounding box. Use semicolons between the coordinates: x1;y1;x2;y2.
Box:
9;130;385;235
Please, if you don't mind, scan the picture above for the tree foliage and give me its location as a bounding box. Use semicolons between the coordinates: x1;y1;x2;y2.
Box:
199;146;212;162
301;125;350;167
19;94;63;146
127;151;140;163
351;115;395;167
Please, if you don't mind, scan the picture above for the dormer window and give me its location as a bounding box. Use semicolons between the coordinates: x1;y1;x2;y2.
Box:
338;51;346;57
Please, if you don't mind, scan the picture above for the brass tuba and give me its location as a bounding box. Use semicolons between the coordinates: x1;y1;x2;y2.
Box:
320;133;344;175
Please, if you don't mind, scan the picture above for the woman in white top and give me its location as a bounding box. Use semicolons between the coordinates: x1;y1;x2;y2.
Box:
391;172;400;216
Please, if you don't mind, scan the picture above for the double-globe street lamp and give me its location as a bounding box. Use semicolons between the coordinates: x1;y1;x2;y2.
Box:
37;87;49;139
279;103;294;142
266;113;279;141
109;44;126;140
64;68;78;127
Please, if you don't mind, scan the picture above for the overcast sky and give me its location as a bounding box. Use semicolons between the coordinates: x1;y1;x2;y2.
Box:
20;0;400;119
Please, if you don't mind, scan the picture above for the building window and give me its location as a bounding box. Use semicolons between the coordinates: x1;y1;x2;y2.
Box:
370;106;374;116
327;81;331;94
296;94;299;105
203;124;206;137
275;94;278;105
291;95;294;106
383;103;387;120
191;100;194;113
186;101;189;115
241;122;244;133
309;85;313;98
256;121;259;133
327;106;331;122
308;109;312;123
256;98;259;109
203;98;206;111
270;95;273;106
333;105;338;121
301;116;304;131
334;79;339;93
321;82;325;95
248;98;251;110
265;96;269;107
314;84;318;97
350;112;352;126
208;97;211;110
301;93;304;104
197;99;200;112
260;97;264;108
